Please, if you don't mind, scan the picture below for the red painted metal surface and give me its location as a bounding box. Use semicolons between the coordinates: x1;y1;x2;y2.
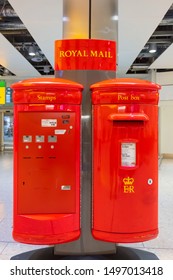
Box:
12;78;83;245
54;39;116;70
91;78;161;243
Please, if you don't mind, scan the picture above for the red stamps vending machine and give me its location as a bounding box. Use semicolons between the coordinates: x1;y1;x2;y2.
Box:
12;78;83;245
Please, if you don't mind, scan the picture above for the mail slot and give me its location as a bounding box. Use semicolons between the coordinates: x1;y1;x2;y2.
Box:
12;78;83;245
90;78;161;243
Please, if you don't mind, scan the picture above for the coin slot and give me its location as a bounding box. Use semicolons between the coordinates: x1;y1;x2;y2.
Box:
23;135;32;142
36;135;45;142
23;156;31;159
48;135;57;142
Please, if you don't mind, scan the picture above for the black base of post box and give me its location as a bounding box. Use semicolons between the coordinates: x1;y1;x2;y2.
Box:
10;246;159;260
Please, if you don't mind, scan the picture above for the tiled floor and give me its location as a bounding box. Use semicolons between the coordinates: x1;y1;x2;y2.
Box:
0;151;173;260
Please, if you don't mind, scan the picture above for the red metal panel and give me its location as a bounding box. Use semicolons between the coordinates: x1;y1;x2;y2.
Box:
12;78;82;245
17;111;77;214
91;78;160;243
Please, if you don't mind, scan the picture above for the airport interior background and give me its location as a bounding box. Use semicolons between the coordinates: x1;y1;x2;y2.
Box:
1;0;173;260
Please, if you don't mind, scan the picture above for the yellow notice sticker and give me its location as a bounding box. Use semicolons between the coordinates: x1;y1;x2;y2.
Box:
0;87;5;104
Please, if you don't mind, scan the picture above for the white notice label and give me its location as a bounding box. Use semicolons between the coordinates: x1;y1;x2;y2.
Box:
41;119;57;127
121;142;136;167
54;129;66;135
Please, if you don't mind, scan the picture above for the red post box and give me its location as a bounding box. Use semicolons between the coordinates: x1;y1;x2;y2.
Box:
11;78;83;245
90;78;161;243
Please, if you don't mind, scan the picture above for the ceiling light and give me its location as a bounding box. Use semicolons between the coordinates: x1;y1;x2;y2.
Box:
111;15;118;21
28;45;36;56
3;69;10;75
149;43;157;53
132;65;149;69
63;16;69;22
43;66;50;73
31;52;43;62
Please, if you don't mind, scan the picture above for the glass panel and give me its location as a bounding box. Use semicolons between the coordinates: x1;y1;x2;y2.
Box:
3;112;13;150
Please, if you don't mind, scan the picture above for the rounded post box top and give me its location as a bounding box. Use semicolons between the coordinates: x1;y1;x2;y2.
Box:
11;77;83;104
90;78;161;105
11;77;83;90
90;78;160;90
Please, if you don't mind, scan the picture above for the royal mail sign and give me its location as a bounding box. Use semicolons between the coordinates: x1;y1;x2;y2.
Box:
55;39;116;71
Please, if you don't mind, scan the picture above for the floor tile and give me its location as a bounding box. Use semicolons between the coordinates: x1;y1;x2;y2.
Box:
0;242;47;260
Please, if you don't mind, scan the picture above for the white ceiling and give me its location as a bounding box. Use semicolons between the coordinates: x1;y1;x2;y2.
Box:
1;0;63;78
1;0;173;79
0;33;40;76
149;43;173;69
118;0;173;76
